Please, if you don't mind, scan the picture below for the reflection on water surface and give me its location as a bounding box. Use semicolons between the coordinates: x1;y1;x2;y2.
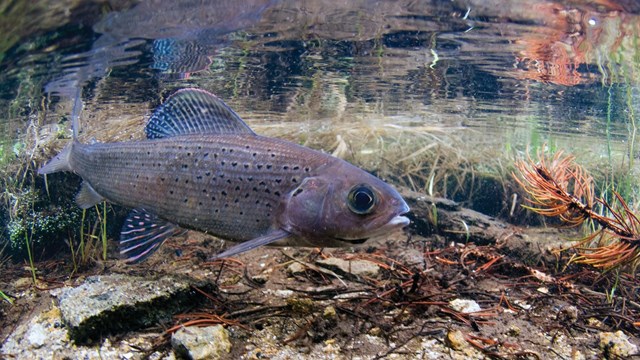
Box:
0;0;639;213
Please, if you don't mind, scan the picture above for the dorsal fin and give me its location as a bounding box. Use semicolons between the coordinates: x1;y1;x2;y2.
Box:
145;88;255;139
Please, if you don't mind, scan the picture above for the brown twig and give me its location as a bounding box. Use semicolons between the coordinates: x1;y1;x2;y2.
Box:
514;150;640;271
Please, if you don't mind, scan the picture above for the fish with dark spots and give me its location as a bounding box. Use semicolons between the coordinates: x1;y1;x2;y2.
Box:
39;89;410;263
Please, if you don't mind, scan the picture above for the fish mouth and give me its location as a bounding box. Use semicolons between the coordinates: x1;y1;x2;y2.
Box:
336;206;411;245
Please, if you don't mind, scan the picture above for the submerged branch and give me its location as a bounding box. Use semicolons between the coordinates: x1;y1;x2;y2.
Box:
513;150;640;271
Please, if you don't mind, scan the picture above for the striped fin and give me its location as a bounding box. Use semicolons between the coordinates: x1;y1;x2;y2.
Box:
119;208;179;264
145;88;255;139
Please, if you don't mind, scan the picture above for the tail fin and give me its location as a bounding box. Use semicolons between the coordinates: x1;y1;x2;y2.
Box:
39;88;82;175
38;144;73;174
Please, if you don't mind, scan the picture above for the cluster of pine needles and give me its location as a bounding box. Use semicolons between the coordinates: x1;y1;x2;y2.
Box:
514;150;640;272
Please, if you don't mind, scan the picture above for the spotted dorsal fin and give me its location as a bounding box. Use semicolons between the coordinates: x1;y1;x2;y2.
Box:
145;88;255;139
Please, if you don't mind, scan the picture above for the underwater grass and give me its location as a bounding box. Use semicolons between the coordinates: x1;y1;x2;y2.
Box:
0;289;13;304
24;230;36;284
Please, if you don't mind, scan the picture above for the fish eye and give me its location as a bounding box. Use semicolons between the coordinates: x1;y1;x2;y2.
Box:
347;184;377;215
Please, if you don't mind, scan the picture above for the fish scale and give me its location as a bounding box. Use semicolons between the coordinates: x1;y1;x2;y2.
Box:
39;88;410;263
70;134;332;241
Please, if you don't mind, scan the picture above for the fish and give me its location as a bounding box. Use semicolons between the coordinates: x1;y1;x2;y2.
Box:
39;89;410;263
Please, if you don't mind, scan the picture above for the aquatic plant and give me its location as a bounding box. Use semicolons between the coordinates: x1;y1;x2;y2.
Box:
0;289;12;304
514;149;640;271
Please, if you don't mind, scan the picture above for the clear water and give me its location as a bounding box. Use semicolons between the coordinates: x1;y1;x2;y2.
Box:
1;0;639;205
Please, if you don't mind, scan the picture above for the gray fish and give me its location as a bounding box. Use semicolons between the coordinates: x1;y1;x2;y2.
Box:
39;89;410;263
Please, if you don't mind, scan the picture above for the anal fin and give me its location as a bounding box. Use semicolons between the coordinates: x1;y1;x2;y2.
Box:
75;182;104;209
119;208;179;264
210;229;290;260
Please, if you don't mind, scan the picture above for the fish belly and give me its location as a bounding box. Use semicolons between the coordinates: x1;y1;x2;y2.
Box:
70;134;330;241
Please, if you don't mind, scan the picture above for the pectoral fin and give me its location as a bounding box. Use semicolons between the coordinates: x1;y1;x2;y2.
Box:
119;208;180;264
75;181;104;209
210;229;290;260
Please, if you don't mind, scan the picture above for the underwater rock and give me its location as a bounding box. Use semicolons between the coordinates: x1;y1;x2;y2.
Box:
171;324;231;360
599;331;638;358
315;257;380;278
51;274;210;344
448;299;481;313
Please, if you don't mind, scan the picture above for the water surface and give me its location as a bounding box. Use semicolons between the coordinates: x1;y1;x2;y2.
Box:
1;0;639;208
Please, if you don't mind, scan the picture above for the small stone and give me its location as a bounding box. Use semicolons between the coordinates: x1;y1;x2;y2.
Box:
323;306;336;319
449;299;481;313
446;330;467;351
286;297;314;314
171;325;231;360
26;323;47;349
506;325;521;337
368;327;382;336
251;273;269;284
587;317;604;328
286;262;307;275
558;305;578;323
316;257;380;277
599;331;638;358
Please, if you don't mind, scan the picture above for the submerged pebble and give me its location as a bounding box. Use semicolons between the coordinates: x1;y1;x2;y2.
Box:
171;325;231;360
